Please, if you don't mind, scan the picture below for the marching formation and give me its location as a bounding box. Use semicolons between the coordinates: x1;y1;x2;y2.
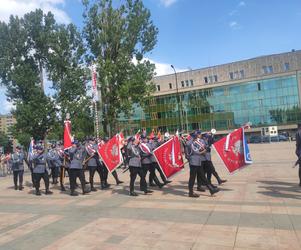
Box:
7;129;228;198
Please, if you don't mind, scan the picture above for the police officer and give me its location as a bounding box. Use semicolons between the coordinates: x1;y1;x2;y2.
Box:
295;123;301;186
47;144;61;185
202;133;227;186
188;132;219;197
148;137;164;188
11;146;25;190
140;135;155;192
57;143;69;191
85;138;101;191
127;137;150;196
31;146;53;196
68;140;90;196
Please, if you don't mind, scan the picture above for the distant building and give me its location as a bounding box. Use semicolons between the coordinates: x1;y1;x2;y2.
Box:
0;114;16;138
118;50;301;135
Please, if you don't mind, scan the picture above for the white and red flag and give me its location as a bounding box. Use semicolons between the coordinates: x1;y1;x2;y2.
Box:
134;130;141;141
117;132;125;150
212;127;252;174
63;120;72;150
98;134;123;173
139;143;151;154
153;135;184;179
91;65;99;102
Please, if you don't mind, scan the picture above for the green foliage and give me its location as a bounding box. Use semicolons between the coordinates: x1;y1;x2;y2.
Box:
270;106;301;124
83;0;158;135
0;132;12;153
0;9;94;141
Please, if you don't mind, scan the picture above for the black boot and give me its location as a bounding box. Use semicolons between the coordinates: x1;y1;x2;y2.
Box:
70;190;78;196
207;184;220;196
130;191;138;196
197;186;206;192
14;185;18;190
61;186;66;191
153;175;164;188
36;189;41;196
101;181;110;189
91;185;97;192
112;171;123;185
82;189;91;195
189;192;200;198
19;185;24;190
216;175;227;185
45;189;53;195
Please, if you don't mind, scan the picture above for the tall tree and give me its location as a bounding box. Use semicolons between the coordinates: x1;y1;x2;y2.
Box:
83;0;158;135
0;10;94;143
0;11;57;141
47;23;94;139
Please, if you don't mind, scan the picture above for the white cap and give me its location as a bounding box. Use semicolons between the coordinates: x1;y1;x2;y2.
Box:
164;132;170;138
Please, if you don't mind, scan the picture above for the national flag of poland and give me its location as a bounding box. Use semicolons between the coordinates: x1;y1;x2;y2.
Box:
153;136;184;179
157;131;162;142
117;132;125;149
27;138;35;161
91;65;99;102
212;127;252;173
139;143;151;154
63;120;72;150
98;135;123;173
134;130;141;141
149;130;155;139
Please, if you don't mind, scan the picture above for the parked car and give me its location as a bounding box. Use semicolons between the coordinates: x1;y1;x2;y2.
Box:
270;135;288;142
249;136;262;143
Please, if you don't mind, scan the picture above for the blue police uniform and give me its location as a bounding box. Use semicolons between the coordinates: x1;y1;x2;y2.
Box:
11;149;25;190
31;149;52;195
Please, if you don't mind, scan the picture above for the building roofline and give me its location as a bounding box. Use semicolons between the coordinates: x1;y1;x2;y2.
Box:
153;49;300;79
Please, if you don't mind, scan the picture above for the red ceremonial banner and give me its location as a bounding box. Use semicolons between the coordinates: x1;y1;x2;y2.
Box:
153;136;184;179
98;135;123;173
212;127;247;173
63;120;72;150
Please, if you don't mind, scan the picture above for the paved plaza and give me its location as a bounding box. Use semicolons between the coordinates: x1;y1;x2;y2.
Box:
0;142;300;250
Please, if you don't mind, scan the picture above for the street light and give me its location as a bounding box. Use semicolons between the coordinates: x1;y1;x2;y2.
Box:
171;65;183;131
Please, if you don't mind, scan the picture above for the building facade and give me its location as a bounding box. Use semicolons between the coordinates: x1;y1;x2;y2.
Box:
117;50;301;135
0;114;16;138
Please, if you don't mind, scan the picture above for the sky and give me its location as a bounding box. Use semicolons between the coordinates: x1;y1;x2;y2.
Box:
1;0;301;114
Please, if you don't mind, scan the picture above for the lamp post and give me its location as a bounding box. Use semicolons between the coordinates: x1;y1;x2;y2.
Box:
171;65;183;131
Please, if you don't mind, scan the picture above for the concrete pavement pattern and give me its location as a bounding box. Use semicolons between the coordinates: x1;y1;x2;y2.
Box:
0;142;300;249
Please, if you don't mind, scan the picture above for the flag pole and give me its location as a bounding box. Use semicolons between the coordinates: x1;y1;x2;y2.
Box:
94;101;100;140
91;65;100;140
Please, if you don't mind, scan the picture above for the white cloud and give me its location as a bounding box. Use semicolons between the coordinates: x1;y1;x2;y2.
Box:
229;1;246;16
132;57;187;76
0;0;71;24
229;10;238;16
159;0;178;8
238;1;246;7
229;21;238;27
148;59;187;76
229;21;241;30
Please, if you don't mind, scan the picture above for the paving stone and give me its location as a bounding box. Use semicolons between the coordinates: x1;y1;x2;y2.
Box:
0;142;299;250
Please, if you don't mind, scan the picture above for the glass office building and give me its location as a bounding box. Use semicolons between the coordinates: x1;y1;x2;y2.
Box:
117;51;301;134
